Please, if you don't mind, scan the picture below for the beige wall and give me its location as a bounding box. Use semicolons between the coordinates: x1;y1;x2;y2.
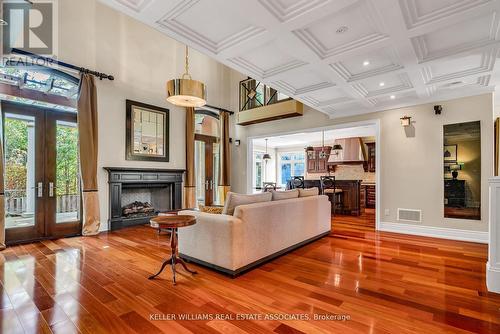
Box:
231;92;494;232
58;0;234;230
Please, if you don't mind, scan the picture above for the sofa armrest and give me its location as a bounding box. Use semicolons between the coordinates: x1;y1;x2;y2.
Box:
177;211;243;270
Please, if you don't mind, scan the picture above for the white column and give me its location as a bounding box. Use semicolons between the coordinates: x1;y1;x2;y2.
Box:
487;177;500;293
25;123;35;214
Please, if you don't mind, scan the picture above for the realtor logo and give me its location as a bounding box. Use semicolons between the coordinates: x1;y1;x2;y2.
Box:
2;0;56;55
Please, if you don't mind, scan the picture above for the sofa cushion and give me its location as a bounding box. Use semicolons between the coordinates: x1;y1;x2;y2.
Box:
222;192;272;215
299;187;319;197
271;189;299;201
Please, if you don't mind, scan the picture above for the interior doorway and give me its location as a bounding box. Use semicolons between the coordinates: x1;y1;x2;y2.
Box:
194;109;221;207
3;102;81;244
247;120;380;230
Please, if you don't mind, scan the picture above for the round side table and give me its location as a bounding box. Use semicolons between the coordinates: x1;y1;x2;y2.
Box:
149;215;197;285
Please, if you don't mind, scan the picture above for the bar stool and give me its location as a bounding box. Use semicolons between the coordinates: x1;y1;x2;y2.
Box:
290;176;305;189
320;176;344;215
262;182;277;192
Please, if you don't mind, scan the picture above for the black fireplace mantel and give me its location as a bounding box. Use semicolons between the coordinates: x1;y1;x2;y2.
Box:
104;167;185;230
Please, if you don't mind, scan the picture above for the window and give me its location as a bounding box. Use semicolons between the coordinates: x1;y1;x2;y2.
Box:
0;66;79;111
278;152;305;187
253;152;264;189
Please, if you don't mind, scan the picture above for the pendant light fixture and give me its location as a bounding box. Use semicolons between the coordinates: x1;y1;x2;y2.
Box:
166;46;207;107
328;142;343;162
263;139;271;160
306;146;315;159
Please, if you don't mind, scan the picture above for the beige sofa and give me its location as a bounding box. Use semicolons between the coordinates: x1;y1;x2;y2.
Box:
178;195;331;276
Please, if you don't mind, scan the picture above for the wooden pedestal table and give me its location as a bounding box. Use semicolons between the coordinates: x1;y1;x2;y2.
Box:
149;215;197;285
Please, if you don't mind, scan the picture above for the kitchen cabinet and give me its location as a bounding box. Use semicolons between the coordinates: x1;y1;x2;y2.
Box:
306;147;331;173
361;184;376;209
366;142;376;172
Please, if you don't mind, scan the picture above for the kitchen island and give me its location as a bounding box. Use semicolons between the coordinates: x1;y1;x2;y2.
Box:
287;179;362;216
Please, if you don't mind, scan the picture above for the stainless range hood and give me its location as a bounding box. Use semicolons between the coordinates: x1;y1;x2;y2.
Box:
328;137;365;164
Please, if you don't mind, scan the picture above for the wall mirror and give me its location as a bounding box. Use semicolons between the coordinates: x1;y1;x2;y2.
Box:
126;100;169;162
443;121;480;220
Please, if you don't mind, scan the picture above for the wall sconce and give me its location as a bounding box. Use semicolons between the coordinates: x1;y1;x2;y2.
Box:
400;116;411;127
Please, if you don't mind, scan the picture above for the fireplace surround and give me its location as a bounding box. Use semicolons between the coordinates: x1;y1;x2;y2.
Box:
104;167;184;230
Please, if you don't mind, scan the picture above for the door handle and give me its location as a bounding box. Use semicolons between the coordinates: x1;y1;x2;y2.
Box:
34;182;43;197
209;180;213;190
49;182;55;197
205;180;209;190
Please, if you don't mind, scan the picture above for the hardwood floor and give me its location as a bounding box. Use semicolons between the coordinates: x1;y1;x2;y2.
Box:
0;214;499;333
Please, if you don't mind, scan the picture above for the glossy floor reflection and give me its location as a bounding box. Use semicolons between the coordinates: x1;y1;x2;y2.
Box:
0;212;499;333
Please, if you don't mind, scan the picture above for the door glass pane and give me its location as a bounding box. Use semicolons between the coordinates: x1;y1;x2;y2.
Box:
213;142;220;205
294;162;305;177
281;163;291;186
4;113;36;229
56;120;80;223
194;141;205;207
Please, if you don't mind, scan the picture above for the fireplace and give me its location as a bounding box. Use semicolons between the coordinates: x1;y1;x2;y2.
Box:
105;167;184;230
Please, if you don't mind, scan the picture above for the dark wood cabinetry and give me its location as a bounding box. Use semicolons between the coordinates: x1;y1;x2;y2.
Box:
291;179;361;216
444;179;465;207
366;184;376;208
366;142;376;172
361;184;376;209
306;147;331;173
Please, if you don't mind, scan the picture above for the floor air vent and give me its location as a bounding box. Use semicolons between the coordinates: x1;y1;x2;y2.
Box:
397;208;422;223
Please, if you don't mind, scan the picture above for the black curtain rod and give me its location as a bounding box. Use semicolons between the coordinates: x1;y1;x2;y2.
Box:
203;104;234;115
11;48;115;81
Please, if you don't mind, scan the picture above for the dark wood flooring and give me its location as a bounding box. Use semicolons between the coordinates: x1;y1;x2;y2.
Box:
0;212;499;333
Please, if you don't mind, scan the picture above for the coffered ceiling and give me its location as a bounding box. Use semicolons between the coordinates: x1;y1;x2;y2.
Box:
100;0;500;118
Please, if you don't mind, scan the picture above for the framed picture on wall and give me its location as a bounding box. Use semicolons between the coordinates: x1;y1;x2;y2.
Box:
126;100;170;162
443;144;457;163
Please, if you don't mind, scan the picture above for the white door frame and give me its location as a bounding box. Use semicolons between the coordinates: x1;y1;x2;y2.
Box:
246;119;382;230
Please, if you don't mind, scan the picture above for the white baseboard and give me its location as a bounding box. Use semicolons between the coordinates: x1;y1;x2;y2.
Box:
487;262;500;293
379;221;488;244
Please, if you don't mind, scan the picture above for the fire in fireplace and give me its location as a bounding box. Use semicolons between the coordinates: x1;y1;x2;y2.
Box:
122;201;155;218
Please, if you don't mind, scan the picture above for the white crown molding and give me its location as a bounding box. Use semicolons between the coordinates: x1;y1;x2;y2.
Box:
411;12;500;63
156;0;266;54
331;62;404;82
102;0;500;118
399;0;493;29
294;29;389;59
258;0;330;23
229;57;307;80
293;0;389;59
379;221;488;243
113;0;153;12
352;73;413;98
272;80;335;96
421;49;497;84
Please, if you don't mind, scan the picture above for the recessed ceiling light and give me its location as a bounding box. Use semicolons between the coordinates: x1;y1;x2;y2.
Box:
363;60;370;66
390;95;395;99
379;82;385;87
336;26;349;34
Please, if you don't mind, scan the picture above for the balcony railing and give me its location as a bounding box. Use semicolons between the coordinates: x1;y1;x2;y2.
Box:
5;189;79;215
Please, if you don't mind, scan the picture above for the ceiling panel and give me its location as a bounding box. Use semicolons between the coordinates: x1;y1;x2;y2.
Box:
293;0;388;59
99;0;500;118
330;47;403;81
411;12;499;62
